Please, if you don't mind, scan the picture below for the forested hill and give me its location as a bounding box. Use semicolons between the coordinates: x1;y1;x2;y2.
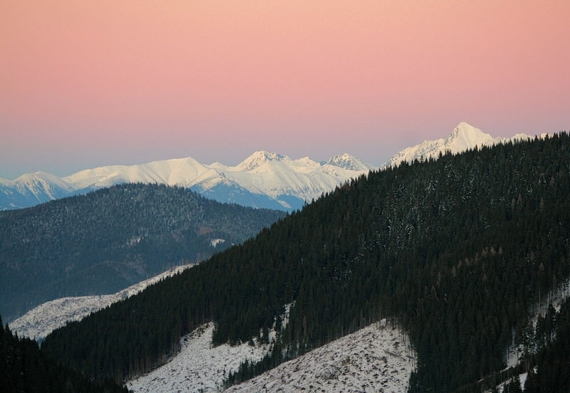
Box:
0;183;285;322
42;133;570;392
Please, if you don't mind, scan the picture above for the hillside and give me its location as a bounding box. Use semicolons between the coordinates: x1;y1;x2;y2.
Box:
41;133;570;392
0;183;284;322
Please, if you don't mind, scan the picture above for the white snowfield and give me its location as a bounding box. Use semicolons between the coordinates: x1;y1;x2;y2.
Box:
9;264;194;340
127;320;415;393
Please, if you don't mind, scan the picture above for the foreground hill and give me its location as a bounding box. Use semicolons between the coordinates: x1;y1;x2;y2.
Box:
42;133;570;392
0;183;284;322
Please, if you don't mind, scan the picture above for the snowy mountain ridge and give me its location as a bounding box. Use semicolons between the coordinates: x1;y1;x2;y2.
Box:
0;123;538;210
0;172;77;209
62;150;374;210
0;152;373;211
381;122;535;169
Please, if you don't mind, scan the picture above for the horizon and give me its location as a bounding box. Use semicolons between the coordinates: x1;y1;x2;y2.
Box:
0;121;557;181
2;1;569;179
0;121;548;181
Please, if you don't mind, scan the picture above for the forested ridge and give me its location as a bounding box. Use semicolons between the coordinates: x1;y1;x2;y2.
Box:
0;183;284;321
42;133;570;392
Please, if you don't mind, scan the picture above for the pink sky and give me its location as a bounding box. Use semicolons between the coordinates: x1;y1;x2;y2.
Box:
1;0;569;179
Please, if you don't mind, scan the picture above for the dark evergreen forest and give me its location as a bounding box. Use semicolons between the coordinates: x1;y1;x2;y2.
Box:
493;298;570;393
0;314;129;393
41;134;570;392
0;183;284;322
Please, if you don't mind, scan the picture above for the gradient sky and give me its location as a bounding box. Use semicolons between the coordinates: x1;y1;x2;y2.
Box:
1;0;569;179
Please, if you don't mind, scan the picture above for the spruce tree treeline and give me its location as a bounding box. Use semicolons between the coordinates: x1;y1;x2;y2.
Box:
0;314;129;393
0;183;284;322
41;133;570;392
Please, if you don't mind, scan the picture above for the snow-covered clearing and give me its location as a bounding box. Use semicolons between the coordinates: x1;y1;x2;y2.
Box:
9;264;194;340
126;323;272;393
127;320;415;393
227;321;415;393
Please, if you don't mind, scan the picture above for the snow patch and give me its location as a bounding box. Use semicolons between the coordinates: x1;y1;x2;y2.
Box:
126;323;272;393
227;321;415;393
211;238;226;247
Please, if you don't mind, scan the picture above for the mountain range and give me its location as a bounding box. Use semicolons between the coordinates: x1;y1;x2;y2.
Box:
0;152;373;211
2;125;567;393
0;122;536;211
38;131;570;393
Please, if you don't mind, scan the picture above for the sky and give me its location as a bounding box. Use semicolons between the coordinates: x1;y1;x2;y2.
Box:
1;0;569;179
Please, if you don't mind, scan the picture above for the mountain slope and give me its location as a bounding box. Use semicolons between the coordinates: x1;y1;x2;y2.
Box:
41;133;570;392
0;183;284;322
224;321;414;393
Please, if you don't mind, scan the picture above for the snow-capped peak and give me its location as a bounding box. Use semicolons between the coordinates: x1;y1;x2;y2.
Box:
381;122;533;169
1;150;372;211
236;151;287;172
445;122;493;149
0;172;76;205
15;172;74;190
324;153;371;171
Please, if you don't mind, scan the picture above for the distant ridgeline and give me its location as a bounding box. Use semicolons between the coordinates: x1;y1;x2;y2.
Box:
0;184;285;322
42;134;570;392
